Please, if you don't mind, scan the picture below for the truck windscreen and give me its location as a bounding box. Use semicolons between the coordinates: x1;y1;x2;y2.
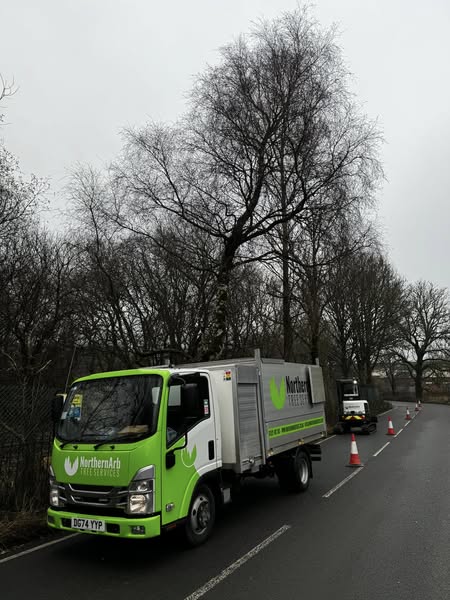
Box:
57;375;162;444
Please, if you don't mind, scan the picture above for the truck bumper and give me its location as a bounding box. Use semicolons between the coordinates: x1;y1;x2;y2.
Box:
47;508;161;539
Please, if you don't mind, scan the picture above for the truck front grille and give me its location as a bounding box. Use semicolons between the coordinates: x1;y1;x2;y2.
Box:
58;483;128;514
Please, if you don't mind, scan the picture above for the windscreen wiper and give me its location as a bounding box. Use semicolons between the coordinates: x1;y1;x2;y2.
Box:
59;439;79;449
93;433;144;450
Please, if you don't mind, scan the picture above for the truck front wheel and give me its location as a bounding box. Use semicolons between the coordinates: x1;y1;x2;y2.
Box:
185;484;215;546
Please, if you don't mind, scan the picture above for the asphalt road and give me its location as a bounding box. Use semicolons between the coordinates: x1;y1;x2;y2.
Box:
1;402;449;600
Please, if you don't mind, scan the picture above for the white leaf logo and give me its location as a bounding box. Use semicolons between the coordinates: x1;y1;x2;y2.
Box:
64;457;79;476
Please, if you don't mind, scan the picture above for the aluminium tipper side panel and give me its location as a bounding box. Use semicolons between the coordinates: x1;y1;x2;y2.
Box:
207;363;265;473
207;367;238;467
235;365;264;472
260;362;327;455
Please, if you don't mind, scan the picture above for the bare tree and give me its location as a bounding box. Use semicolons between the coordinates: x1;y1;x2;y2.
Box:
326;251;405;382
109;8;381;360
0;225;75;385
0;77;45;239
66;166;220;366
0;146;46;240
377;349;407;396
0;74;16;102
224;264;282;356
0;74;17;125
396;281;450;401
266;186;379;363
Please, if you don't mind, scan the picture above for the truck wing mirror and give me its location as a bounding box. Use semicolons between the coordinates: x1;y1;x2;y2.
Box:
165;434;188;469
166;452;176;469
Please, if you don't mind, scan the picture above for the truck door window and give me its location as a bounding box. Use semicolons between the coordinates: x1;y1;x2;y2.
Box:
167;375;210;446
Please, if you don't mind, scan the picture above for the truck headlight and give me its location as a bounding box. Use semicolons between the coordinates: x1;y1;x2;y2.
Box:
128;493;152;514
127;465;155;515
49;466;60;507
50;483;60;507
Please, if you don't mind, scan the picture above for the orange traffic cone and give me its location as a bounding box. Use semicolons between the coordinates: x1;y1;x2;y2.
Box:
415;402;419;412
405;407;411;420
418;400;422;410
348;433;363;467
386;417;395;435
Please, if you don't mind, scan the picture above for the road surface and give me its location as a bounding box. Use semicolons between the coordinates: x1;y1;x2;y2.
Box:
1;402;449;600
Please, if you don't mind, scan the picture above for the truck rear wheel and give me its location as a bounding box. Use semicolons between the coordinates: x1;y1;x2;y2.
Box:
276;450;311;493
185;484;215;547
292;450;310;492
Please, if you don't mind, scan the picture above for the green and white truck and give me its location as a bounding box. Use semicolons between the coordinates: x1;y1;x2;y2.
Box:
48;351;327;545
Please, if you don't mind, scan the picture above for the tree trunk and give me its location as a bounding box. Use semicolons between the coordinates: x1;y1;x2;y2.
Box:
414;360;424;401
199;243;235;361
414;378;423;401
282;220;293;361
310;321;320;365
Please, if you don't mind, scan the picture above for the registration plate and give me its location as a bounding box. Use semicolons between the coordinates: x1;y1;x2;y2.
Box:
71;518;105;532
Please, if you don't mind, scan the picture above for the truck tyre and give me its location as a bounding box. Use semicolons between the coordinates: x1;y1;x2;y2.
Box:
276;451;310;493
291;450;311;492
274;458;291;492
185;484;215;547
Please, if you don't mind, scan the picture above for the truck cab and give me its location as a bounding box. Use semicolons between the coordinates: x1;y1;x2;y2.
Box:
48;368;220;545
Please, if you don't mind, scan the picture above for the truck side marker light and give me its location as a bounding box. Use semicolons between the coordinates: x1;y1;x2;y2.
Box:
347;433;363;467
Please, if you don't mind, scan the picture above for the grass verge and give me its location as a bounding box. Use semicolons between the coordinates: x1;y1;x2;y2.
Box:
0;511;58;556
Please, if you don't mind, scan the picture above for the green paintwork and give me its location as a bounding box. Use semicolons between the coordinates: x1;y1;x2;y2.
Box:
50;368;205;537
181;445;197;468
161;438;199;526
160;377;200;526
270;377;286;410
51;434;162;488
268;416;325;439
48;508;161;539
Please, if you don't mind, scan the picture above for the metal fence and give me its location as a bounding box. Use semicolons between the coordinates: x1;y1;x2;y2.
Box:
0;383;55;512
0;434;53;512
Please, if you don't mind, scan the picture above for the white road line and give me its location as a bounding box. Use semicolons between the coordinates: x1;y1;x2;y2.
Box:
394;428;403;438
322;468;364;499
0;533;79;564
184;525;291;600
404;421;410;427
373;442;390;457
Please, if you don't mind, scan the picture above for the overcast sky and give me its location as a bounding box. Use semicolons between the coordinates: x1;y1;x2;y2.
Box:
1;0;450;289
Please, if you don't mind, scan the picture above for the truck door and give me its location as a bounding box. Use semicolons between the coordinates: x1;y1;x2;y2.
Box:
161;373;217;526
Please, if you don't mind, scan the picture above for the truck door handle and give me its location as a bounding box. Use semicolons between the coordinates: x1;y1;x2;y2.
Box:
208;440;215;460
